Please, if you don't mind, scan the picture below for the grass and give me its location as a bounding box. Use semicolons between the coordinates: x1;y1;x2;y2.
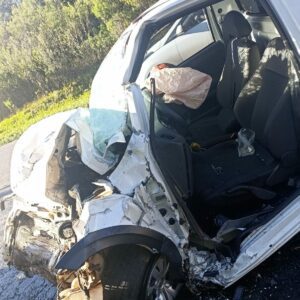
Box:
0;84;90;146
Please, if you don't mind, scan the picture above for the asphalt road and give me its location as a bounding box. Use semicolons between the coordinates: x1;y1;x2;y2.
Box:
0;142;56;300
0;141;15;190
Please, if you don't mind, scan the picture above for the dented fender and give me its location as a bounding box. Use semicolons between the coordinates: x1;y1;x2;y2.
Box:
55;225;184;280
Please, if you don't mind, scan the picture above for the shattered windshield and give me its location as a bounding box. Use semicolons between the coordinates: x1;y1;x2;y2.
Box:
88;30;132;168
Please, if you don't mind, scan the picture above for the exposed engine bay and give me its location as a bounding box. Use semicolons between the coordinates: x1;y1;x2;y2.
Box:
3;109;191;297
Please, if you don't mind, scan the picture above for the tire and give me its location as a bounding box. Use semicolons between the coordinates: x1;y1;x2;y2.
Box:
99;245;179;300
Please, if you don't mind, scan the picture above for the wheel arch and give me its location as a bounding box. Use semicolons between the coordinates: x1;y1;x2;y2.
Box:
56;225;184;280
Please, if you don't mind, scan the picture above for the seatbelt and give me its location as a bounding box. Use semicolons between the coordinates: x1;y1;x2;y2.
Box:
229;38;238;108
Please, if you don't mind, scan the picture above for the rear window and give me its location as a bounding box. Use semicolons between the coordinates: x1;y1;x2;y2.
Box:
237;0;266;15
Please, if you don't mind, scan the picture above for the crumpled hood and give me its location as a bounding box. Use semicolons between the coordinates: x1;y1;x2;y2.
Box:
10;107;130;209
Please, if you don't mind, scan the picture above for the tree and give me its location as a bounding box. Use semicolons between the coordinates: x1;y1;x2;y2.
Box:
0;0;157;119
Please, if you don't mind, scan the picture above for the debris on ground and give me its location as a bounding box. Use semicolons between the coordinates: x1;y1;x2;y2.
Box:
177;234;300;300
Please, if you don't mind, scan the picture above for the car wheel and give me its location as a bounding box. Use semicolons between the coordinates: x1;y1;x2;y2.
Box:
100;245;179;300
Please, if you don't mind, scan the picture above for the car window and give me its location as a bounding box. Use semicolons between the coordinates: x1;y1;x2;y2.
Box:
138;9;214;83
179;10;208;34
237;0;266;15
147;23;174;50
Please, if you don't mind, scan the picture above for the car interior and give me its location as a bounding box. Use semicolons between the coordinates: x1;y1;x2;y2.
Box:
143;0;300;255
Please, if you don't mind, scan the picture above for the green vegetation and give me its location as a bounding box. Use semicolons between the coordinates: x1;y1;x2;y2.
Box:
0;0;156;118
0;81;90;145
0;0;156;144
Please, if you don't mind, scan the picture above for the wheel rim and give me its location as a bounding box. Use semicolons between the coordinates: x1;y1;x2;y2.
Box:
145;256;177;300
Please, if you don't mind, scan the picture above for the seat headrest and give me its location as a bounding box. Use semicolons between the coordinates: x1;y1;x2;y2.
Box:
258;38;289;71
222;11;252;42
262;38;286;58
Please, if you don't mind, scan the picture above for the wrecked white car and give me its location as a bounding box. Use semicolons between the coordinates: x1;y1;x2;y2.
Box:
3;0;300;299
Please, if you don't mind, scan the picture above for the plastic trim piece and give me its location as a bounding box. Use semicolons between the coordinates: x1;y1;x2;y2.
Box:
56;225;183;280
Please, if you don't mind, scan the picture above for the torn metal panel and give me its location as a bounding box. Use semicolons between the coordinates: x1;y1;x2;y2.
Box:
7;194;72;224
10;111;75;210
134;179;189;248
3;207;22;263
187;197;300;289
187;248;232;291
4;208;65;282
83;180;114;202
73;194;138;240
143;142;192;241
11;224;60;281
218;196;300;287
109;133;150;195
10;107;129;210
73;178;189;259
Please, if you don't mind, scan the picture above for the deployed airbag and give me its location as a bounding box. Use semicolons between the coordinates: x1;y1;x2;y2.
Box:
146;67;212;109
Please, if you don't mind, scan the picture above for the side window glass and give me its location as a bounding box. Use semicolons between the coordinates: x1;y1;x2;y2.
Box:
139;9;214;83
147;23;174;50
171;10;211;39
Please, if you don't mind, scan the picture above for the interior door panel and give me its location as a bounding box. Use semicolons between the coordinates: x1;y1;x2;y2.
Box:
153;128;193;199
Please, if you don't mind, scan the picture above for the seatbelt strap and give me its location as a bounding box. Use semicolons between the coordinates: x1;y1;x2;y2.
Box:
230;38;238;107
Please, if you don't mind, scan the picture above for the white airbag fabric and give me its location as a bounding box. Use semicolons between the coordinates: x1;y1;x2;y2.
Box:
146;67;212;109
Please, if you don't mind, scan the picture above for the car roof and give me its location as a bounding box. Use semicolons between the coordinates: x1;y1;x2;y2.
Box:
136;0;212;23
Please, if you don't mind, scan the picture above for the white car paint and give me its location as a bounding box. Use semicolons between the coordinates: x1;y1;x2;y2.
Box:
4;0;300;293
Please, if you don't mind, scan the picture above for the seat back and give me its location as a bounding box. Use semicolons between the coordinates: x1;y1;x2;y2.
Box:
234;38;299;167
142;88;190;135
217;11;261;111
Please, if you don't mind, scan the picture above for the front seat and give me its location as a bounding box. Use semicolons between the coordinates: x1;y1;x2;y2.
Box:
149;11;261;146
193;38;300;205
189;10;261;146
